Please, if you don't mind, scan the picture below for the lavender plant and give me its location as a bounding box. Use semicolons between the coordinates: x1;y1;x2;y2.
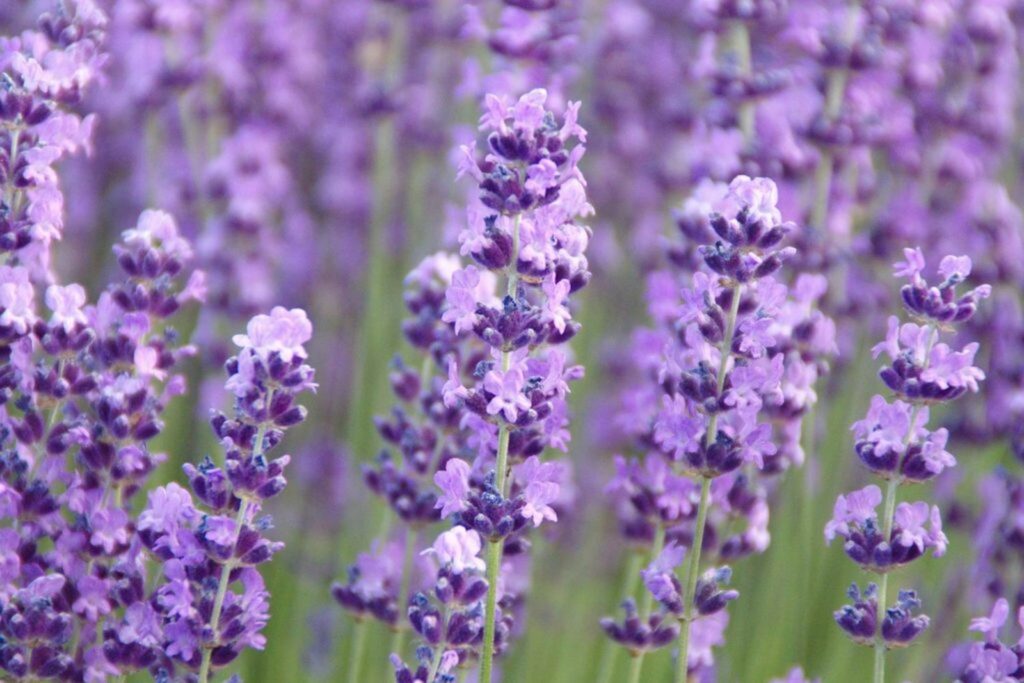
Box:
435;87;590;682
827;248;989;682
137;306;315;682
388;526;490;683
597;175;831;683
333;253;470;679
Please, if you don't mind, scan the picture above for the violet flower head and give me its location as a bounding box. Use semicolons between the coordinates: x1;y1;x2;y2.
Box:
391;527;493;682
140;307;315;679
950;598;1024;682
828;247;988;665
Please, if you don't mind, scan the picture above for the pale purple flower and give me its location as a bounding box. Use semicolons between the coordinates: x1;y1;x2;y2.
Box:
442;358;469;407
970;598;1010;643
851;396;920;456
728;175;782;225
134;346;166;380
122;209;193;261
232;306;313;361
919;429;956;474
118;603;163;648
653;395;703;460
515;456;562;527
138;483;198;536
526;159;559;195
45;283;88;331
825;485;881;542
442;266;482;335
434;458;472;519
521;480;559;527
893;502;933;552
484;366;530;422
893;247;926;280
540;273;572;334
0;267;35;334
88;508;130;554
938;254;972;281
922;342;985;391
424;527;486;574
204;515;240;547
72;576;111;621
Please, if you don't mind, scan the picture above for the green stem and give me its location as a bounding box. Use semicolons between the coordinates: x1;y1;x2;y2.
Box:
479;538;503;683
198;415;270;683
676;282;741;683
676;478;712;683
479;213;523;683
425;610;451;683
347;618;370;683
873;325;936;683
728;21;755;143
810;1;858;231
626;652;645;683
873;476;900;683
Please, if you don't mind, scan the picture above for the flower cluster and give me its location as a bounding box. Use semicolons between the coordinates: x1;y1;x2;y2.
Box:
138;307;314;680
829;249;987;670
0;0;106;280
598;175;830;682
388;527;494;683
0;207;203;681
438;88;589;680
949;598;1024;682
334;254;470;662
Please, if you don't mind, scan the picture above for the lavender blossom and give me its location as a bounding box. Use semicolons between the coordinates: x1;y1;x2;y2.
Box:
947;598;1024;682
828;249;987;682
440;88;590;682
599;175;827;683
139;307;314;682
388;527;491;683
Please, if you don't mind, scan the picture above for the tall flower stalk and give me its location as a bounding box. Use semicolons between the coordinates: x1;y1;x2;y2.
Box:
598;175;833;681
438;88;590;682
828;248;989;682
653;177;801;681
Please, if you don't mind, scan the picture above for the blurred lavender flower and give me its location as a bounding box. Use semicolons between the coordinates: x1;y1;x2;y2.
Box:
948;598;1024;682
599;175;829;682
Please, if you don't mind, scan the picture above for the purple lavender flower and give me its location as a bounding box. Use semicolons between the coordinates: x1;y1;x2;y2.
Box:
139;307;315;682
600;175;830;683
440;88;591;682
949;598;1024;682
829;249;987;681
389;527;492;683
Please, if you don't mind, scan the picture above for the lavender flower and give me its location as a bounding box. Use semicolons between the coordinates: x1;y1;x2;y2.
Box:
828;249;987;682
139;307;314;682
440;88;590;682
949;598;1024;682
388;527;491;683
0;202;205;681
599;175;828;683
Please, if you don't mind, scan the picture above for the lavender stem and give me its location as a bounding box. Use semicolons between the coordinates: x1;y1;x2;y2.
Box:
676;477;712;683
480;213;523;682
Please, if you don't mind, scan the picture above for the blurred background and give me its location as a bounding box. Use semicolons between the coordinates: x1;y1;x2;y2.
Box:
3;0;1024;681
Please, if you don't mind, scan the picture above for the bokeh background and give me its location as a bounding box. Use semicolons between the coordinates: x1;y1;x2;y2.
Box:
4;0;1023;681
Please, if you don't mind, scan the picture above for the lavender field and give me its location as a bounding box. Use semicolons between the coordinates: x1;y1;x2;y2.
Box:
0;1;1022;682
